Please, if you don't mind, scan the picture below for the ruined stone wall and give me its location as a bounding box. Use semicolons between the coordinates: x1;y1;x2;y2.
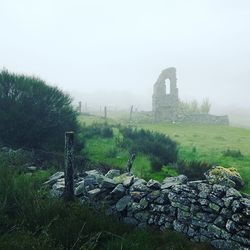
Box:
177;114;229;125
48;170;250;250
152;67;230;125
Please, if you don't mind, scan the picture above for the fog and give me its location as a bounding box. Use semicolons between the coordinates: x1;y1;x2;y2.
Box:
0;0;250;125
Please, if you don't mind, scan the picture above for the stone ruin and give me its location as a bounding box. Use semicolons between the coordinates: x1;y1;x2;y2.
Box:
152;67;229;125
46;168;250;250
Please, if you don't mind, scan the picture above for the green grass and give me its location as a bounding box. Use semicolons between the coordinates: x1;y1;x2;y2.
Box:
79;114;250;193
83;136;152;179
139;123;250;193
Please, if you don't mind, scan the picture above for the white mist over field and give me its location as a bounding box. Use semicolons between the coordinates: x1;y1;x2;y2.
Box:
0;0;250;126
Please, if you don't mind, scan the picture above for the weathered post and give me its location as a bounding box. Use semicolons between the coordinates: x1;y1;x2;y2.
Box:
78;101;82;114
126;153;136;173
64;131;75;201
104;106;107;123
129;105;134;123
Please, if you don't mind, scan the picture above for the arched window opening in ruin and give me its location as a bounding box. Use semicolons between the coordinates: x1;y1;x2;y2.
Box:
165;78;171;94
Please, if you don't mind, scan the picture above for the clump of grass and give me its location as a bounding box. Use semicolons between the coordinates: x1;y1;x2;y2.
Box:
222;149;243;158
105;147;118;158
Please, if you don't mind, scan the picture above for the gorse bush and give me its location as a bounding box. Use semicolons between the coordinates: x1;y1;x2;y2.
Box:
81;123;113;139
119;127;178;170
172;160;212;180
0;70;79;151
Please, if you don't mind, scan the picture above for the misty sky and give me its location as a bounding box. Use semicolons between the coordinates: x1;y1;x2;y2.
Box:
0;0;250;112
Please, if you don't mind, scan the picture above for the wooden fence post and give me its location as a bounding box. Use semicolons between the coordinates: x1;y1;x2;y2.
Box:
126;153;136;173
104;106;107;123
129;105;134;123
78;101;82;114
64;131;75;201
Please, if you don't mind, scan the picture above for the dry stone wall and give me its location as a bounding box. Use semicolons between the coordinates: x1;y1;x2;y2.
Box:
47;170;250;250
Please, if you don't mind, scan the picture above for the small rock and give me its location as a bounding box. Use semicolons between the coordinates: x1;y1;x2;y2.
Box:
211;240;244;250
134;211;150;222
146;190;161;202
208;202;221;213
105;169;121;179
123;217;138;225
147;179;161;189
131;191;147;202
226;188;242;198
161;175;187;189
27;166;37;171
87;188;101;197
44;172;64;186
111;184;125;199
113;173;134;187
101;177;116;189
116;195;131;212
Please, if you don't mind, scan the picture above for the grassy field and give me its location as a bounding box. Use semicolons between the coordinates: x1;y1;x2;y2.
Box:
79;113;250;193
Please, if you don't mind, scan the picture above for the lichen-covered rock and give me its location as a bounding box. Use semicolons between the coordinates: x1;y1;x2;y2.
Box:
111;184;125;199
146;190;161;202
134;211;150;222
226;188;242;198
131;191;147;202
161;175;188;189
147;179;161;189
101;177;116;189
116;195;131;212
105;169;121;179
211;239;245;250
130;181;149;192
226;219;240;233
87;188;102;198
44;171;64;186
197;183;212;198
205;166;244;189
113;173;134;187
50;181;64;198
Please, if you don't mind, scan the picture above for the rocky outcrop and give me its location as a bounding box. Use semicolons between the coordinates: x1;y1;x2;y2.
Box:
46;169;250;250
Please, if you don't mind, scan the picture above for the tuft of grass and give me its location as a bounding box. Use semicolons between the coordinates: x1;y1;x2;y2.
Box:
222;149;243;158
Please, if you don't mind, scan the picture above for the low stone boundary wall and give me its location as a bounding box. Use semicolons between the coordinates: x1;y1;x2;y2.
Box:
46;170;250;250
177;114;229;125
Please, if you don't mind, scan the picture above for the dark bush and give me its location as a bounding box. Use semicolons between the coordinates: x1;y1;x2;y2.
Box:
172;160;212;180
119;127;178;170
149;155;163;172
222;149;243;158
81;123;113;139
0;70;79;151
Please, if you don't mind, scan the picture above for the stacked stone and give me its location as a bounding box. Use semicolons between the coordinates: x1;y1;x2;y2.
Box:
46;170;250;250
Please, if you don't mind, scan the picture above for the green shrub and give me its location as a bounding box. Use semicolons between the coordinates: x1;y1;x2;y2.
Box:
119;127;178;170
81;123;113;139
0;70;79;151
222;149;243;158
172;160;212;180
149;155;163;171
